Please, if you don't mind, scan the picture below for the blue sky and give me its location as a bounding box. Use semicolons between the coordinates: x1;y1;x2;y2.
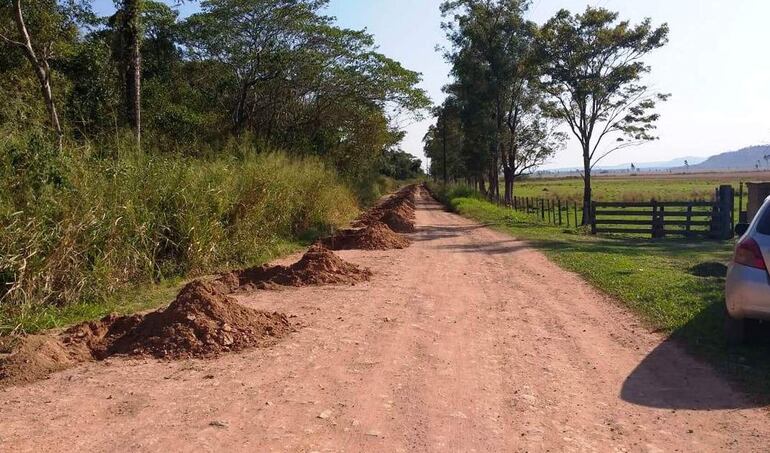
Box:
92;0;770;169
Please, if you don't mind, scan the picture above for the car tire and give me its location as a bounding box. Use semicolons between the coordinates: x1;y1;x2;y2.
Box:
724;306;746;345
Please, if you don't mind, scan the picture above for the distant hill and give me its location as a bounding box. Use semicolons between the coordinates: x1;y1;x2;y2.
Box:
689;145;770;171
596;156;705;171
546;156;705;173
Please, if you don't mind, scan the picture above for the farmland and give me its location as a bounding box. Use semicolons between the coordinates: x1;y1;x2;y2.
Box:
515;170;765;204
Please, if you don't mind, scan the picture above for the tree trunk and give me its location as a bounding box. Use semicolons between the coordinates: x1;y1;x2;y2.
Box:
442;115;448;185
581;146;592;225
503;167;513;206
6;0;63;149
123;0;142;146
233;83;248;131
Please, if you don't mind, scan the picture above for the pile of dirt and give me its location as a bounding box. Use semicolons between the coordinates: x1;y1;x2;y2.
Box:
107;280;291;358
320;221;411;250
0;335;83;387
379;209;415;233
352;185;417;233
236;245;372;290
0;280;291;386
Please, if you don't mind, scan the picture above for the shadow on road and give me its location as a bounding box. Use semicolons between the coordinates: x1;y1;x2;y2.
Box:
621;303;770;410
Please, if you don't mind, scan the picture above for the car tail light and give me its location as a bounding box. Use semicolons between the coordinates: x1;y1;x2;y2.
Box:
734;238;767;270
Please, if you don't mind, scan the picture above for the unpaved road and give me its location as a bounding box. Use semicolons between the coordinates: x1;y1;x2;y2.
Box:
1;190;768;452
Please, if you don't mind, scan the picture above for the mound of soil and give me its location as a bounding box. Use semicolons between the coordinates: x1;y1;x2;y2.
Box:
320;221;411;250
351;185;417;233
379;210;415;233
108;280;291;358
0;335;82;387
237;245;372;290
0;280;292;386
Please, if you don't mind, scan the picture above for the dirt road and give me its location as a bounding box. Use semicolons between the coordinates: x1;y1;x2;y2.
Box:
1;189;768;452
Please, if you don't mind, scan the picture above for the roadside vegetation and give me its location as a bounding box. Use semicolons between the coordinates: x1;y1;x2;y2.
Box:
426;1;668;223
0;0;428;334
431;183;770;396
0;145;358;334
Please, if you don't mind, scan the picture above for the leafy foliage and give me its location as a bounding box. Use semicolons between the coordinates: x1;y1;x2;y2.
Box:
537;7;669;220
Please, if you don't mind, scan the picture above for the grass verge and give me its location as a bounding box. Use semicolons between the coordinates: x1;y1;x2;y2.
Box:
1;138;359;335
430;183;770;398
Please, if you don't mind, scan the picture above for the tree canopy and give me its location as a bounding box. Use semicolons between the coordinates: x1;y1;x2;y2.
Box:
0;0;430;191
427;2;667;215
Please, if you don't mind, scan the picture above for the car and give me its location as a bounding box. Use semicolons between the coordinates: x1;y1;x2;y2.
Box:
725;195;770;343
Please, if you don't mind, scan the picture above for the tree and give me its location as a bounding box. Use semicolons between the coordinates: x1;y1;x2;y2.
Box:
181;0;429;181
182;0;329;132
381;149;423;180
0;0;91;148
424;96;464;183
440;0;563;201
538;7;669;223
112;0;142;145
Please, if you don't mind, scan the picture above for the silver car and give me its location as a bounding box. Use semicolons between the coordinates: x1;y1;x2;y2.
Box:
725;195;770;343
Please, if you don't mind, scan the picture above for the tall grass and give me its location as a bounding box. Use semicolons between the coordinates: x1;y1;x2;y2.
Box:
0;132;358;333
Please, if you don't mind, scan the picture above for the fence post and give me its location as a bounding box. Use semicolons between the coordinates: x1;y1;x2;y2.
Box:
547;199;552;223
685;202;693;238
590;201;597;234
572;201;578;228
558;199;562;226
651;199;660;238
716;185;735;239
739;182;746;223
540;199;545;220
566;201;570;227
660;206;666;238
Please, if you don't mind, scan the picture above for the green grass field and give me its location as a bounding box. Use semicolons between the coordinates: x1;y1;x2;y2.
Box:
429;182;770;398
514;171;763;203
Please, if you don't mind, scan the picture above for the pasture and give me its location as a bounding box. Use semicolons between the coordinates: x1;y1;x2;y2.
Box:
515;171;767;205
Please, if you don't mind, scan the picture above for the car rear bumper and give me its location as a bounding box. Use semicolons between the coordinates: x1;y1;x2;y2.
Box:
726;263;770;319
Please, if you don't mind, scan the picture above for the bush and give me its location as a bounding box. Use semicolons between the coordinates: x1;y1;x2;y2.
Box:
0;139;357;329
426;182;480;208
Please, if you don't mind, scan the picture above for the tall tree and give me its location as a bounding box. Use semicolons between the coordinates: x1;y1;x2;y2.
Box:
0;0;90;148
112;0;142;145
538;7;669;223
424;96;464;183
440;0;562;200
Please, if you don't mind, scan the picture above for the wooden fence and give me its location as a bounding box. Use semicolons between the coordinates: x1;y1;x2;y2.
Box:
510;196;585;227
493;184;738;240
590;185;735;239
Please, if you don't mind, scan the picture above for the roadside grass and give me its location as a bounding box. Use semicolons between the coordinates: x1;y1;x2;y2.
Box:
0;137;360;336
0;239;307;336
431;184;770;397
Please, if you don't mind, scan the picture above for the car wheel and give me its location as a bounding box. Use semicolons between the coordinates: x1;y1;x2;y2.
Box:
724;306;746;345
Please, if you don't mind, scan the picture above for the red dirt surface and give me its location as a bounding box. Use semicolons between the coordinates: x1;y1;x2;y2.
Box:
235;245;372;290
0;335;84;387
320;221;411;250
2;187;770;451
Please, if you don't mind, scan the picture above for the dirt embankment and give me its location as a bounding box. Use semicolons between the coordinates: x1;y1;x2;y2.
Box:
234;244;372;291
0;186;419;387
320;185;418;250
0;280;292;387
